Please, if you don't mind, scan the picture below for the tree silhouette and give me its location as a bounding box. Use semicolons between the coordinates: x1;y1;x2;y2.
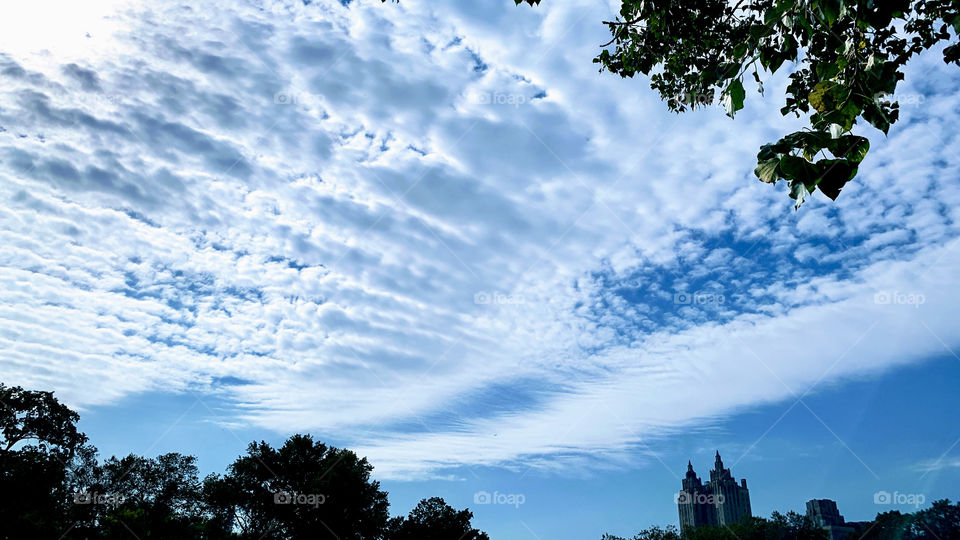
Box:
601;525;682;540
607;512;828;540
387;497;490;540
204;434;390;539
0;383;89;537
850;499;960;539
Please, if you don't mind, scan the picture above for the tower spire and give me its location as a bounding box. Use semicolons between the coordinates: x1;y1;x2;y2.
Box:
715;450;723;469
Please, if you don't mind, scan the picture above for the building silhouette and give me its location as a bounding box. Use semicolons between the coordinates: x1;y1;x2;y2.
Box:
806;499;857;540
677;451;752;531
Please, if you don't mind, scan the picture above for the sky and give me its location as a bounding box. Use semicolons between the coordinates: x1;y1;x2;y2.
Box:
0;0;958;538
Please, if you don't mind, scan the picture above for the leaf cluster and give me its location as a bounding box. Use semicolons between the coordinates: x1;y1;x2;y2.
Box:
518;0;960;207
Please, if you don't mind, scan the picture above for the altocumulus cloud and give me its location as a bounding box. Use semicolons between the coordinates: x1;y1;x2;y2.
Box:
0;0;959;479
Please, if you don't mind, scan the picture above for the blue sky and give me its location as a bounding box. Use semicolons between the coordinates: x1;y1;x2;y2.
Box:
1;0;959;538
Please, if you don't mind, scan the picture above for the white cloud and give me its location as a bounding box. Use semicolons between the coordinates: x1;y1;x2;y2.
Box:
0;0;958;479
914;456;960;473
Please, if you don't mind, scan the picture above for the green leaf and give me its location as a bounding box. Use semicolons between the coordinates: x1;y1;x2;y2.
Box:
814;159;859;200
755;158;781;184
945;44;960;65
789;180;808;210
779;155;817;186
828;135;870;163
816;61;840;80
862;101;895;134
757;143;779;161
760;49;786;73
808;81;840;112
764;4;786;26
724;79;746;118
820;0;841;26
749;24;775;41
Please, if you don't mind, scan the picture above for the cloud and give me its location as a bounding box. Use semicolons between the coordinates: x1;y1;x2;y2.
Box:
914;456;960;474
0;0;959;479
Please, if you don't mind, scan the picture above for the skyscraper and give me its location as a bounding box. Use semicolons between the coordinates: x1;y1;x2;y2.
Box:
806;499;857;540
677;452;752;532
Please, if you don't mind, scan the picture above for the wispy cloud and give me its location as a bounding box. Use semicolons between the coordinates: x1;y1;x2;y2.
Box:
914;456;960;474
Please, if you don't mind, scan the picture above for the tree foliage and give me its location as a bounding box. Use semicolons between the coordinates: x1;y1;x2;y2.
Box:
687;511;828;540
387;496;490;540
99;453;208;538
850;500;960;539
605;512;828;540
0;382;490;540
606;504;960;540
0;382;86;455
601;524;683;540
0;383;90;537
514;0;960;208
203;434;390;539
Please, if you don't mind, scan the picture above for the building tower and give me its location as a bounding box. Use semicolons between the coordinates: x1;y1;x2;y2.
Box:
708;451;752;527
678;461;716;529
806;499;855;540
677;452;752;533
